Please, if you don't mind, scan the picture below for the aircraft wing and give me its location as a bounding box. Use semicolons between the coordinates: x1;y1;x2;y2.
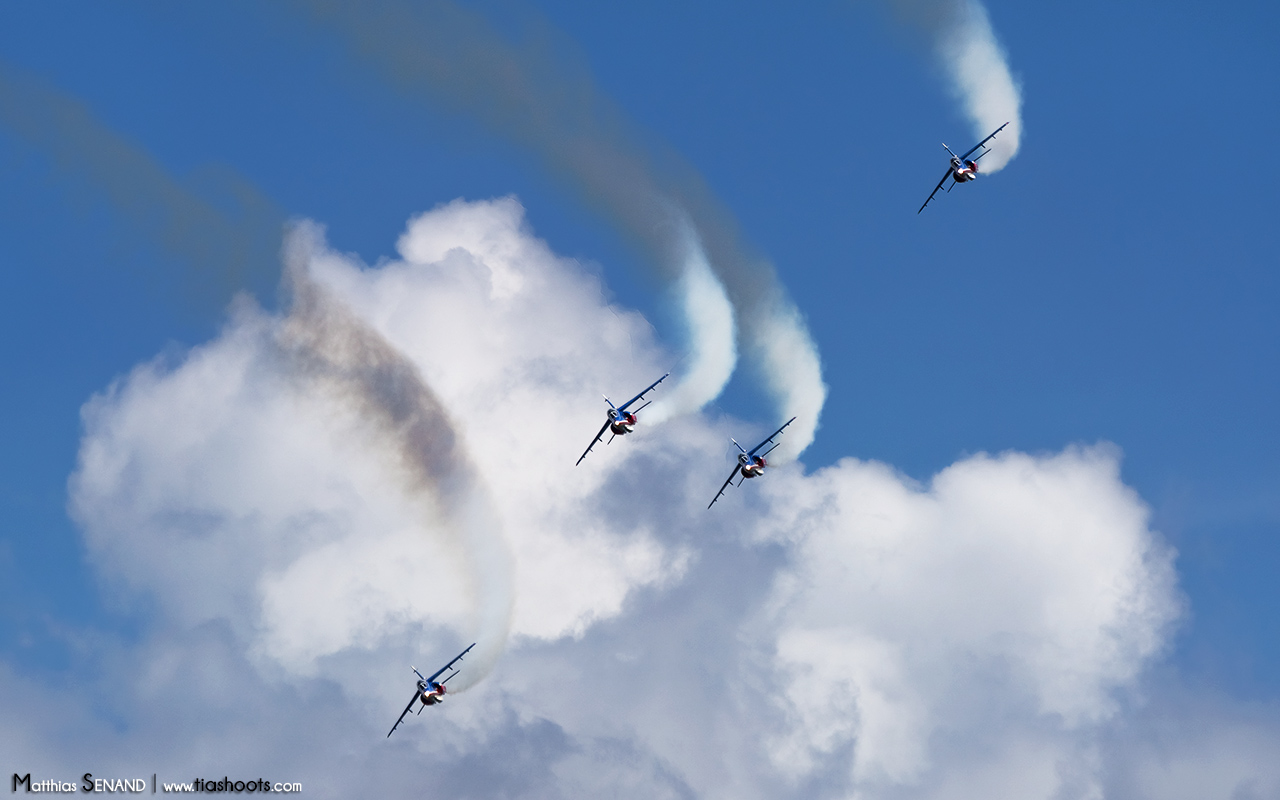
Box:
387;690;419;738
576;419;613;466
959;121;1009;161
708;464;741;509
617;373;669;413
425;643;476;684
747;417;797;457
918;167;954;214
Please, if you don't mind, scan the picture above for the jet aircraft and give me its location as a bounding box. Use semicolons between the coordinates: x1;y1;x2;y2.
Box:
387;643;476;738
917;122;1010;214
576;373;669;466
708;417;796;509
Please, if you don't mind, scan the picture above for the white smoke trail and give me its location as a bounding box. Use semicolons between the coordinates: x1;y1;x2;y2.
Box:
750;298;826;459
644;220;736;424
938;0;1022;170
280;221;514;686
899;0;1023;171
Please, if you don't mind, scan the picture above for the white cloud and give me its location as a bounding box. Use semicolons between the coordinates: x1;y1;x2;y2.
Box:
71;197;690;677
40;197;1203;797
1099;684;1280;800
752;449;1180;792
1129;723;1280;800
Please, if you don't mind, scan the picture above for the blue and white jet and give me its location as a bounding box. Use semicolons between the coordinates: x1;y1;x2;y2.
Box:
387;643;475;738
576;373;669;466
918;122;1010;214
708;417;796;509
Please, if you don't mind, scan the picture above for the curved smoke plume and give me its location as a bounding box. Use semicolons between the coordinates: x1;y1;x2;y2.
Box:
294;0;825;453
279;221;514;686
643;218;736;424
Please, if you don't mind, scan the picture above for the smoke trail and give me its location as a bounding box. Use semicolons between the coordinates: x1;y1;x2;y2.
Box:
0;62;284;303
894;0;1023;170
644;218;735;423
293;0;826;452
0;65;513;682
280;221;514;685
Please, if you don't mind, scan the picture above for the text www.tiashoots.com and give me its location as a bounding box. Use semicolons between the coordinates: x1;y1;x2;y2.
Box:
161;778;301;793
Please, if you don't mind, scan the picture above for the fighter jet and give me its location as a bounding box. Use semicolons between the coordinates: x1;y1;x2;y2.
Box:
708;417;796;509
576;373;669;466
387;643;475;738
918;122;1009;213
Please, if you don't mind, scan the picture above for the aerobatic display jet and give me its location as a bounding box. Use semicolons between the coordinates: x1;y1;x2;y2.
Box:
917;122;1009;214
576;373;669;466
708;417;796;509
387;643;475;738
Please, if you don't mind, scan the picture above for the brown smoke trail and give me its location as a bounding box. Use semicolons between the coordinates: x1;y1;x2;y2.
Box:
279;222;513;684
0;62;511;682
293;0;826;453
0;61;284;307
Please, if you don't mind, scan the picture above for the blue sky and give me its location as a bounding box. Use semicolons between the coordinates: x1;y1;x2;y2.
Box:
2;1;1278;796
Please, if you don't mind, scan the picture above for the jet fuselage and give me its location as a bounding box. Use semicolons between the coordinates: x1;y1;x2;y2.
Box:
609;411;638;436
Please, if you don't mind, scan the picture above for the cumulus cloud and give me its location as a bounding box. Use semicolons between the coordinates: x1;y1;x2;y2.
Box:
753;448;1179;793
71;198;687;677
1106;695;1280;800
44;198;1190;797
